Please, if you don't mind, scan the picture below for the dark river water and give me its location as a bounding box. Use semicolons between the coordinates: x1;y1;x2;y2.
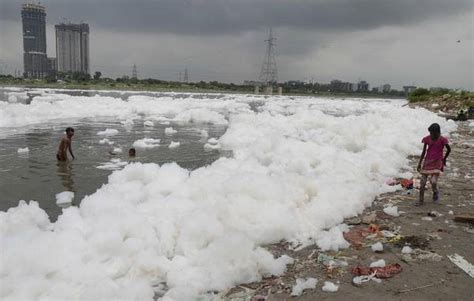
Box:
0;88;229;220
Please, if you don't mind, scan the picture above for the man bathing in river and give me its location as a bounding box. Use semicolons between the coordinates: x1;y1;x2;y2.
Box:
56;127;75;161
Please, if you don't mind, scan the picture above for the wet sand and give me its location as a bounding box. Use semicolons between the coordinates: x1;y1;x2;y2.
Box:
224;121;473;300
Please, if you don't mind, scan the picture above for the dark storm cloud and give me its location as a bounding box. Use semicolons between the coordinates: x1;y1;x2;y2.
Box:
1;0;472;35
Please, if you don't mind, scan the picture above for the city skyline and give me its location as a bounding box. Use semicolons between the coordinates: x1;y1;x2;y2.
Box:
1;0;473;89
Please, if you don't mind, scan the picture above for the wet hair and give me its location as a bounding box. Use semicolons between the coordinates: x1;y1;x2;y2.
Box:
65;127;74;134
428;123;441;135
129;148;136;156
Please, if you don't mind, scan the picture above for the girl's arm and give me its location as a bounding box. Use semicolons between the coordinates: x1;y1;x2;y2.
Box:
417;144;427;172
443;144;451;166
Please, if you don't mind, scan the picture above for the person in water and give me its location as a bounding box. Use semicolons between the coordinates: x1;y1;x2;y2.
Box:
416;123;451;205
56;127;75;161
128;148;136;157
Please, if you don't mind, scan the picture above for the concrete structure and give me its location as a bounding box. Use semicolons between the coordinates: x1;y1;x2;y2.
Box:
55;23;90;74
403;85;417;95
381;84;391;93
357;80;369;92
21;3;49;78
330;79;354;92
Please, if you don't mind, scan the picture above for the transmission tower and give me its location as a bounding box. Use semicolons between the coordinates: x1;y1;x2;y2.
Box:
258;28;278;86
183;67;189;83
132;64;137;79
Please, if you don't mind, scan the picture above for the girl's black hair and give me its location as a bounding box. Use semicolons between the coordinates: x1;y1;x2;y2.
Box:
428;123;440;134
65;127;74;133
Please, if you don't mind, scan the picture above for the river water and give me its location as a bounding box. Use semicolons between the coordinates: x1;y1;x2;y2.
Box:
0;87;229;220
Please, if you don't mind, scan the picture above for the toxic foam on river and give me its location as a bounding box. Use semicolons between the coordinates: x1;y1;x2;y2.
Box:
0;90;456;300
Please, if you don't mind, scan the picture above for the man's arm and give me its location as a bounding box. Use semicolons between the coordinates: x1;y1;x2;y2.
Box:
443;144;451;166
417;144;427;172
68;139;75;159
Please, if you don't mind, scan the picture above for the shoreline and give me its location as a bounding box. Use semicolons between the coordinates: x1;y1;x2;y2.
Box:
223;120;473;300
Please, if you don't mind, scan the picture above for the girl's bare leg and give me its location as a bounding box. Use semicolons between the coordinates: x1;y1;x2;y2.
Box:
417;174;428;206
431;174;440;203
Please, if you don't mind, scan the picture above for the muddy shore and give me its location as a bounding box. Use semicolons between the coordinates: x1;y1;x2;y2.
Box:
224;121;474;301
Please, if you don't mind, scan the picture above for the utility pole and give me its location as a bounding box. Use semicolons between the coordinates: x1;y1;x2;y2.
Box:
258;28;278;87
132;64;137;79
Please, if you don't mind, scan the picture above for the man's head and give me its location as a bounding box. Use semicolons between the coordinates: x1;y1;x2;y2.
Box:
129;148;136;157
66;127;75;138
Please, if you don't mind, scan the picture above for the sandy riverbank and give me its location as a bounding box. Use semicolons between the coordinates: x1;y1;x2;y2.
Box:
223;121;473;301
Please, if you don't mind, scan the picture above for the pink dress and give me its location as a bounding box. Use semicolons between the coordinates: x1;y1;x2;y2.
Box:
421;135;449;175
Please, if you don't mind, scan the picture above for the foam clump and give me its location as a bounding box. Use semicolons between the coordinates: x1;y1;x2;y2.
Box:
165;127;177;135
291;278;318;296
97;129;119;136
99;138;114;145
322;281;339;292
402;246;413;254
133;138;160;148
383;206;399;217
17;147;29;154
55;191;74;207
169;141;180;149
370;259;386;268
371;242;383;252
144;120;154;127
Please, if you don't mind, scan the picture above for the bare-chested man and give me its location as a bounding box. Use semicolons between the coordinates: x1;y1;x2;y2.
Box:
56;127;75;161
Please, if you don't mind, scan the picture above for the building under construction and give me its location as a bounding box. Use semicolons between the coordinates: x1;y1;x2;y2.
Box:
21;3;50;78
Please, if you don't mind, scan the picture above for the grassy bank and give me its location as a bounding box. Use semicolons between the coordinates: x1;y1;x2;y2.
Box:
408;88;473;113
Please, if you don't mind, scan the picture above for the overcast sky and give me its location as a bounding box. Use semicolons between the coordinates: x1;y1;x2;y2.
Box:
1;0;473;89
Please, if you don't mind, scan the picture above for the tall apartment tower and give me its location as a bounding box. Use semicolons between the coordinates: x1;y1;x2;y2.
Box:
55;23;90;74
21;3;48;78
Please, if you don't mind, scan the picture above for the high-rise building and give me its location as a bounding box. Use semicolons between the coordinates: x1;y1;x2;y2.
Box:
21;3;49;78
55;23;90;74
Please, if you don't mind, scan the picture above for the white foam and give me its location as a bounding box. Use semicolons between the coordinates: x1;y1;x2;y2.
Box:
55;191;74;207
144;120;154;127
383;206;399;217
0;91;457;300
322;281;339;292
17;147;29;154
370;259;386;268
169;141;180;149
291;278;318;296
132;138;160;149
371;242;383;252
402;246;413;254
97;129;119;136
165;127;177;135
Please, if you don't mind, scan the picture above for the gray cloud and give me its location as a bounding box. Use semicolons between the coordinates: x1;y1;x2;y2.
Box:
1;0;472;35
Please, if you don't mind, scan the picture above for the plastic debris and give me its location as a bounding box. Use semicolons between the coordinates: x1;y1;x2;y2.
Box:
448;210;454;215
447;254;474;278
352;272;382;286
371;242;384;252
291;278;318;296
428;211;443;217
322;281;339;292
402;249;442;262
400;179;414;189
394;235;429;249
343;227;370;248
422;216;433;221
352;263;402;279
370;259;386;268
362;212;377;224
401;246;413;254
383;206;400;217
346;216;362;225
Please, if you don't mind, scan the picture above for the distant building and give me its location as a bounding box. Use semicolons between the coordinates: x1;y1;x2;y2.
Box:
47;57;57;73
21;3;49;78
403;86;417;95
329;80;354;92
357;80;369;92
55;23;90;74
381;84;391;93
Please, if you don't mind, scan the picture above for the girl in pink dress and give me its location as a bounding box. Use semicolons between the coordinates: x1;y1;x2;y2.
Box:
416;123;451;205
